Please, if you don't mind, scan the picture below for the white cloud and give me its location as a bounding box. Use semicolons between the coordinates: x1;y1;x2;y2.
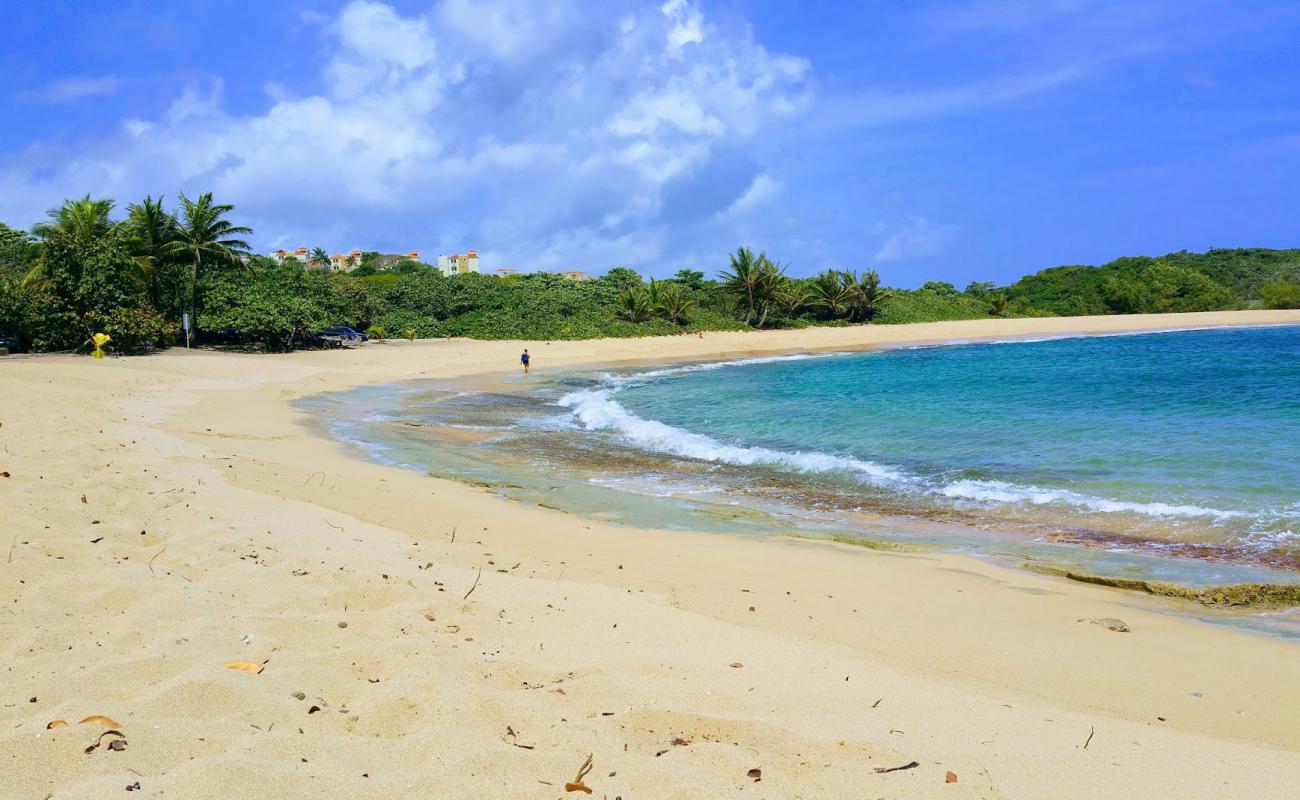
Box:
724;172;782;215
661;0;705;51
0;0;810;273
874;218;960;262
19;76;121;104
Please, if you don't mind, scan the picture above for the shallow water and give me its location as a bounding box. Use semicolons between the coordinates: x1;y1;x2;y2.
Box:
296;325;1300;636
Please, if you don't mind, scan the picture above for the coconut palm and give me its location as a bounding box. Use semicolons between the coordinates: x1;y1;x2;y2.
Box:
124;195;181;308
809;269;854;317
23;196;119;288
655;282;696;324
989;292;1010;316
32;195;116;242
309;247;332;271
719;246;762;325
845;269;888;322
615;285;654;322
718;246;788;327
165;192;252;321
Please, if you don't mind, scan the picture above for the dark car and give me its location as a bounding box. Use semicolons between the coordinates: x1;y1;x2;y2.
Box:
203;327;242;346
0;332;22;354
317;326;368;345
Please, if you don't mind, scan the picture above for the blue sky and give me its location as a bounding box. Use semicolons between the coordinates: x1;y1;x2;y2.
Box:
1;0;1298;286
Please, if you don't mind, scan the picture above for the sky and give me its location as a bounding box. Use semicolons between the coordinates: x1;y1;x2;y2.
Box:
1;0;1298;287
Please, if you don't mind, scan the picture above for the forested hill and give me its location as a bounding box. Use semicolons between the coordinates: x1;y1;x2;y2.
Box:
1005;248;1300;316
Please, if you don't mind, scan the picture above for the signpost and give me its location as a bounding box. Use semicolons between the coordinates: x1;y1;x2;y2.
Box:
183;312;191;349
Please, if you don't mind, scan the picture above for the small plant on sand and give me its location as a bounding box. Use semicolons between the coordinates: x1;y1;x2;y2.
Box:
367;325;386;340
404;327;416;341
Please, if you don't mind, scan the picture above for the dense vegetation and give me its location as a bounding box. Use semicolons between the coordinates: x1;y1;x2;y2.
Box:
1;193;1297;354
1005;249;1300;316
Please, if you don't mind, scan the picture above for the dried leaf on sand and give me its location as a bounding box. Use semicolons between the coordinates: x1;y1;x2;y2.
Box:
224;661;266;674
84;729;127;754
564;753;594;794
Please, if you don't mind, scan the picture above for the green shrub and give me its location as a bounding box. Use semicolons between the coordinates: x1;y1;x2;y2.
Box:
1258;280;1300;309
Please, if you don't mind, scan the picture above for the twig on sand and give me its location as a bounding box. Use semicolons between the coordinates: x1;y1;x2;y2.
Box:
463;566;482;600
874;761;919;774
148;543;167;577
1083;725;1095;750
303;471;325;487
871;697;882;709
322;519;343;531
449;527;456;544
6;535;15;564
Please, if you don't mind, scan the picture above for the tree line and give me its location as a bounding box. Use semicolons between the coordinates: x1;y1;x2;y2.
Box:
1;193;1297;354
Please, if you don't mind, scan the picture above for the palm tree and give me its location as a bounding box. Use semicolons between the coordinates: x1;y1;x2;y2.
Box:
809;269;853;317
719;246;762;325
846;269;888;322
989;292;1010;316
616;286;654;322
124;196;180;305
23;195;118;288
718;247;790;327
165;192;252;324
655;282;696;324
32;195;115;242
309;247;332;271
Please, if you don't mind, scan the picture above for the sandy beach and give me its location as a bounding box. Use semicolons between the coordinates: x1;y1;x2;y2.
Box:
3;309;1299;799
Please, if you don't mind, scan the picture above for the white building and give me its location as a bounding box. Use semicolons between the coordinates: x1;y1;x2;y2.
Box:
437;250;480;277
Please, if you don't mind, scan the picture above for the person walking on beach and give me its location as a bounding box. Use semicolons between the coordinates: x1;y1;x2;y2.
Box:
520;348;530;373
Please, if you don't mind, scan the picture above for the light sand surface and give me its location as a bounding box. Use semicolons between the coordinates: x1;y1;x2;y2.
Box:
2;310;1299;799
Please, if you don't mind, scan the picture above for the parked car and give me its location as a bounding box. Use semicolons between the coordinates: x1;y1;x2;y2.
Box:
202;327;243;346
316;326;368;346
0;332;22;354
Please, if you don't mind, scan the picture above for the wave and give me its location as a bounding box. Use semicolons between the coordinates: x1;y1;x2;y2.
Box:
603;352;845;388
557;387;910;486
557;362;1261;525
938;479;1243;520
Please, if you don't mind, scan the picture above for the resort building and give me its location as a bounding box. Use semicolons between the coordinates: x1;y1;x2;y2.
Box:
270;249;422;272
271;247;311;264
560;270;593;281
438;250;480;277
493;268;519;277
329;250;364;271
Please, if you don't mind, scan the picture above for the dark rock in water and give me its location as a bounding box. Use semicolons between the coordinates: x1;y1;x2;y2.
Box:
1078;617;1131;632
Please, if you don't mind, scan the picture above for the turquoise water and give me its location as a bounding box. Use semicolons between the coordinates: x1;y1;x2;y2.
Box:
588;326;1300;565
298;325;1300;633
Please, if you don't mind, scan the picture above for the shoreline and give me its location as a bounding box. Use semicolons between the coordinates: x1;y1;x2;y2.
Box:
306;316;1300;593
3;310;1299;798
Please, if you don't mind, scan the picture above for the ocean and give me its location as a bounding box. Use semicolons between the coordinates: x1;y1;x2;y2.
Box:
298;325;1300;631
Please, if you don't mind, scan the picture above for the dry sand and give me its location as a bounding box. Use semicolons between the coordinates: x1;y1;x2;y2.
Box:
2;309;1299;799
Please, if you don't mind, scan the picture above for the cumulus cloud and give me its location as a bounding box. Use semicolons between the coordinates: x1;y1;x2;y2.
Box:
722;173;782;215
0;0;810;272
874;218;960;262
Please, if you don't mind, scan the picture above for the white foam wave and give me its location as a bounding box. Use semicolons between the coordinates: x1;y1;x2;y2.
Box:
939;479;1243;520
604;352;845;388
556;344;1285;527
557;388;909;486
